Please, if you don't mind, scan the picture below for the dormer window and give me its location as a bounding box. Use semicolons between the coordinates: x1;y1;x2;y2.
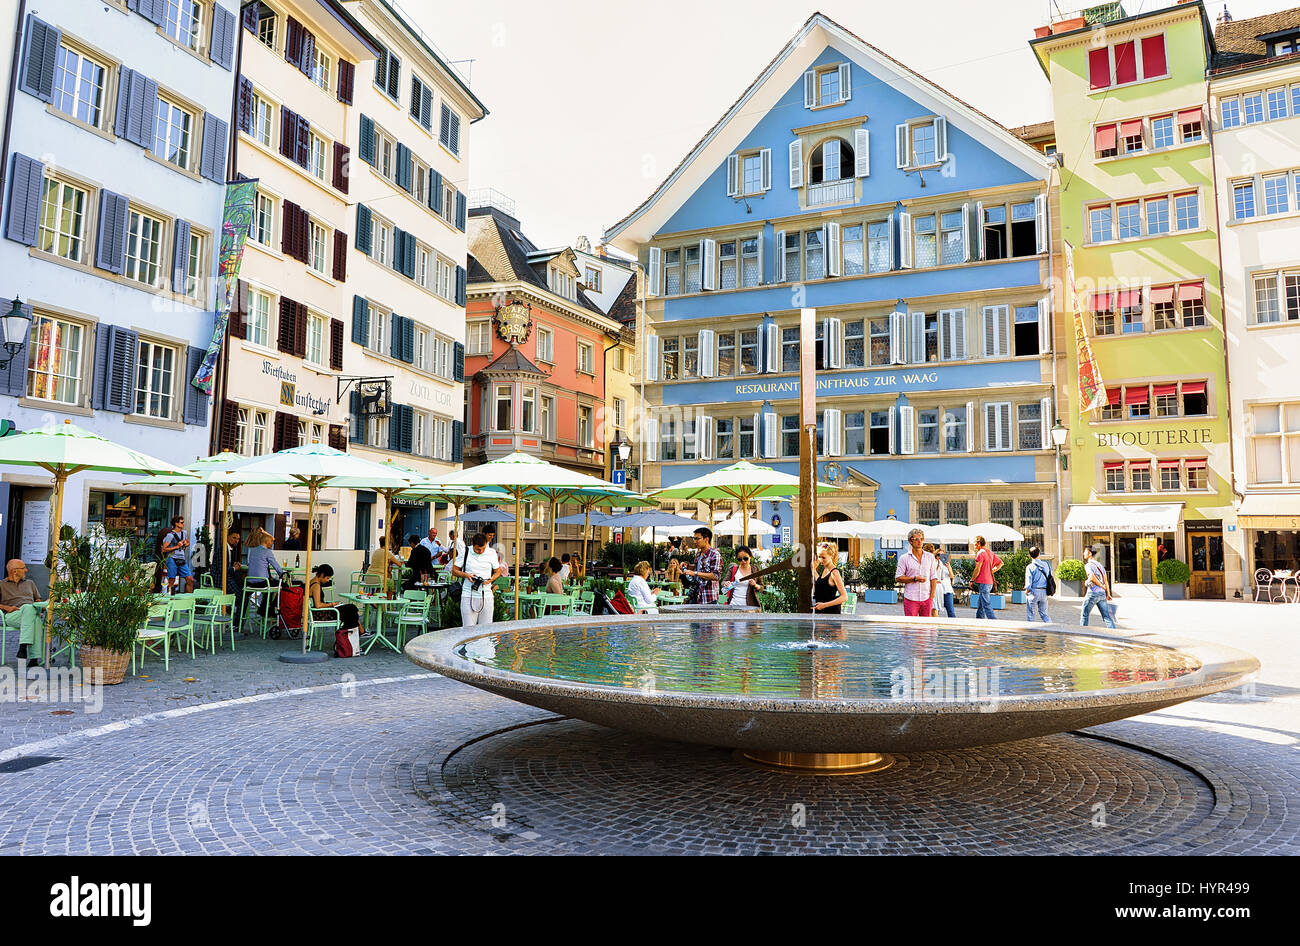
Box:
1274;35;1298;56
549;267;576;301
896;117;948;169
726;148;771;198
803;63;851;108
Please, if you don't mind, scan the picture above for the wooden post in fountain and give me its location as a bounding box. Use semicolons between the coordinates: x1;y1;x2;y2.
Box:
797;307;817;614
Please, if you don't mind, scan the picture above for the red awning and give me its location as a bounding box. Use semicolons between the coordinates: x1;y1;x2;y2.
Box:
1184;458;1207;469
1106;387;1122;406
1179;282;1204;302
1181;380;1206;395
1095;124;1118;151
1103;461;1125;471
1127;460;1149;469
1177;107;1202;125
1125;387;1150;405
1152;383;1178;397
1150;285;1175;304
1116;289;1141;308
1158;459;1181;468
1120;119;1143;138
1091;292;1115;312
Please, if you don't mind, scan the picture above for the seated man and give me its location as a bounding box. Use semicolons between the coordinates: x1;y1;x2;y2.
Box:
1;559;45;662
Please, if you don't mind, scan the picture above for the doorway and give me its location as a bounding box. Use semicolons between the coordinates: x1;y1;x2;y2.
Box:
818;511;859;562
1188;530;1224;599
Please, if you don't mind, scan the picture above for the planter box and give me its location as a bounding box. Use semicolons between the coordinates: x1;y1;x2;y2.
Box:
861;589;898;604
1051;16;1087;33
1161;583;1186;600
1058;580;1083;598
1033;25;1052;38
990;594;1006;610
1010;590;1026;604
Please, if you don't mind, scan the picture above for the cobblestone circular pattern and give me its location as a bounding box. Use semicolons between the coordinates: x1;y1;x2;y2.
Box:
418;717;1217;855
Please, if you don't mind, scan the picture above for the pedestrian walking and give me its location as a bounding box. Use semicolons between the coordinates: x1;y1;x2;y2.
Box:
895;528;938;617
933;550;956;617
971;535;1002;619
1024;546;1052;622
1081;546;1117;629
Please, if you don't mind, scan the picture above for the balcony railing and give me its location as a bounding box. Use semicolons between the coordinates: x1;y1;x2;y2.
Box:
807;178;855;207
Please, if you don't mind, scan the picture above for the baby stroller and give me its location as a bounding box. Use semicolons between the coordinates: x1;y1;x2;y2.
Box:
272;582;305;639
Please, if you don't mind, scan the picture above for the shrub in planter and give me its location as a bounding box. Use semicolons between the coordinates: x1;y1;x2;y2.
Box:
996;549;1032;595
52;531;156;684
1056;558;1086;596
1156;558;1190;599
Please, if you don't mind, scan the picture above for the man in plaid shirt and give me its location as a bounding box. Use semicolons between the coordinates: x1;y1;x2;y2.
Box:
685;527;722;604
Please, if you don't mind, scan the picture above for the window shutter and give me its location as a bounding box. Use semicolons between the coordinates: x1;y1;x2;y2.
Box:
999;404;1011;450
888;405;897;454
726;154;739;197
996;306;1009;356
183;346;209;425
838;62;851;102
453;342;464;382
429;169;443;214
455;265;467;306
984;403;997;450
824;317;843;368
400;405;414;453
337;59;355;104
284;17;302;70
293;302;307;358
389;314;404;360
421;85;433;130
386;53;401;100
236;77;254;135
953;309;967;360
698;416;713;461
760;148;771;191
328;425;347;452
349;391;363;444
788;139;803;188
333;230;347;281
1035;194;1048;254
404;317;416;363
451;419;463;463
359;114;375;165
296;24;315;77
981;306;994;357
763;323;779;373
439;104;451;145
127;72;157;148
0;301;31;395
826;222;841;277
278;298;296;354
698;329;716;377
756;231;764;283
281;201;296;259
899;405;915;455
455;192;467;231
20;15;60;102
1037;298;1052;352
280;107;297;161
762;412;778;458
210;3;236;70
332;142;349;193
374;46;388;90
396;142;412;192
5;153;44;246
909;311;925;364
701;238;716;291
1088;46;1111;89
1040;396;1052;449
242;1;260;32
200;114;228;183
644;335;659;382
803;70;815;108
93;189;129;274
890;311;907;365
774;229;786;281
854;127;870;177
171;219;191;292
934;117;948;162
824;408;843;456
896;124;909;168
104;325;139;413
351;295;369;345
295;115;310;168
228;279;248;340
644;417;659;462
272;411;292;452
646;246;661;296
404;231;417;279
898;212;913;268
355;204;372;253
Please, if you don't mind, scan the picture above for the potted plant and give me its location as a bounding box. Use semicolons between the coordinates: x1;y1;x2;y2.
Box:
1057;559;1086;597
998;549;1032;605
1156;558;1191;600
858;555;899;604
51;531;156;684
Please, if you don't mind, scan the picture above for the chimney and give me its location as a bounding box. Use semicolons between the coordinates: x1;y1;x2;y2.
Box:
597;243;608;259
1217;4;1232;25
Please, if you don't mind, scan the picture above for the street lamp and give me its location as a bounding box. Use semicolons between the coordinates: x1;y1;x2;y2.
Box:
1;298;32;371
1051;418;1068;563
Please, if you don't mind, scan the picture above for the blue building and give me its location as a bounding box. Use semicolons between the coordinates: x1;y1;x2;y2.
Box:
1;0;239;580
606;13;1059;555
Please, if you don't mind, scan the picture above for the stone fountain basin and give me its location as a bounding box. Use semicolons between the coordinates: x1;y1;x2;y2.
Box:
405;612;1259;754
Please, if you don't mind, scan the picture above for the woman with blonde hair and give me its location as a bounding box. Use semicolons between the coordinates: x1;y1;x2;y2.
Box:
627;561;659;613
812;542;847;614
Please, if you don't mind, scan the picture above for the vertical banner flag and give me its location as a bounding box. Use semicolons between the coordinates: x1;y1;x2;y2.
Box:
1063;240;1106;414
191;179;260;394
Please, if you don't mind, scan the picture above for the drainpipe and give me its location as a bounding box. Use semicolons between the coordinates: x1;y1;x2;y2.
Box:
0;0;26;214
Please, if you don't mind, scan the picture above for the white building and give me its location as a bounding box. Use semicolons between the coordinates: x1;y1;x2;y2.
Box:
1;0;240;581
1210;8;1300;595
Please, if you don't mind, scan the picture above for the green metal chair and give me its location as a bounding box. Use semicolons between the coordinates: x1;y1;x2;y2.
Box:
239;580;280;638
194;594;237;653
164;596;198;660
133;600;173;673
538;593;572;616
308;606;342;653
842;592;858;615
395;594;432;647
199;571;214;588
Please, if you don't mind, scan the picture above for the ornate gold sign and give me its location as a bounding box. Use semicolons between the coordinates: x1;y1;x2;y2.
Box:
495;301;532;345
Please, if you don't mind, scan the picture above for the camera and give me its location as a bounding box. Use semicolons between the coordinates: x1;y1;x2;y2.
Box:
471;577;484;591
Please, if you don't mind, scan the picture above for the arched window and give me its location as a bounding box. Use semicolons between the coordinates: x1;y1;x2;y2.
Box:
809;137;854;184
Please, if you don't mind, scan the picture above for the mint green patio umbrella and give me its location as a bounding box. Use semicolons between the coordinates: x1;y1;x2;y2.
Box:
0;419;193;664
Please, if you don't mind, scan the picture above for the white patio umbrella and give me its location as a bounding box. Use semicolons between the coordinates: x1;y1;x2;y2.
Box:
854;517;915;542
968;522;1025;543
713;516;776;538
232;444;415;659
816;520;873;539
921;523;977;545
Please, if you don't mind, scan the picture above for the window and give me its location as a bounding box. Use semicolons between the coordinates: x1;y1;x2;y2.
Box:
52;43;107;127
439;103;460;155
1089;205;1112;244
842;225;864;276
135;339;176;419
549;268;576;300
913;214;936;268
125;209;164;286
1221;97;1242;128
432;335;451;377
1186;461;1208;490
867;220;890;273
467;320;491;355
805;228;824;280
739;329;759;374
742;152;764;194
432;416;449;460
520;387;536;433
1249;404;1300;483
540;396;555;440
718;242;736;290
1174;191;1199;230
1151;115;1174;150
715;418;734;460
1086;33;1167;89
818;68;840;106
1120;292;1143;334
682;418;698;461
585;266;602;292
663;248;681;295
844;319;865;368
783;232;801;283
185;229;203;299
910;120;937;166
578;406;593;447
307;220;328;275
613;397;626;437
1146;196;1170;235
869;410;890;455
367;305;388;355
373;220;391;266
494;385;512;431
1116;201;1141;240
1264;173;1290;215
1016;402;1041;450
577;340;594;374
1013;305;1041;356
37;177;87;262
683;245;701;293
781;327;799;373
1180;110;1203;142
537;327;554;363
661;336;679;380
249;289;272;347
416;246;430;289
1121;121;1143;155
162;0;203;52
298;419;324;448
714;331;735;376
153;97;193;170
985;402;1012;451
253;93;274;148
1234;180;1257;220
25;314;84;404
1159;462;1181;491
1093;294;1116;336
740;237;760;287
844;411;865;456
781;415;799;457
1130;462;1151;492
1252;270;1300;324
660;418;677;461
309;132;327;180
682;334;699;378
257;6;276;50
254;410;271;454
1088;191;1199;243
311;48;331;93
869;317;891;366
1243;91;1264;124
738;417;755;457
305;313;325;365
918;409;939;453
1105;463;1125;492
943;406;967;452
939;211;964;265
808;138;854;184
251;193;274;246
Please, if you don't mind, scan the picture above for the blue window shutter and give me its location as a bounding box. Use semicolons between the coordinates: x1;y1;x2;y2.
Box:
386;53;400;99
388;402;402;450
128;73;158;148
94;190;129;274
0;301;32;396
104;326;139;413
359;114;375;165
455;265;466;307
396;143;412;192
183;346;209;425
439;104;450;147
91;320;111;408
242;1;260;32
5;153;44;246
351;294;369;345
355;204;371;253
349;390;363;443
404;232;416;279
449;112;460;155
453;342;464;382
403;317;415;363
389;315;403;359
401;405;413;453
136;0;167;28
19;14;60;102
114;67;134;139
172;219;191;291
200;114;229;182
390;228;404;272
455;191;467;231
209;3;236;70
451;420;463;463
429;169;443;214
420;86;432;131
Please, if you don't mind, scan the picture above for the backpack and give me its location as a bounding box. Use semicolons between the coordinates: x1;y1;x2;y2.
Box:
1044;562;1057;597
335;628;360;658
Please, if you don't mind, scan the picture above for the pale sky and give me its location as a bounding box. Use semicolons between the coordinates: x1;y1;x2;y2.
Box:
406;0;1276;249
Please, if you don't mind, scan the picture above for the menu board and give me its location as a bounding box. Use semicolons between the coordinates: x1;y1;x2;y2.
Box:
21;501;50;562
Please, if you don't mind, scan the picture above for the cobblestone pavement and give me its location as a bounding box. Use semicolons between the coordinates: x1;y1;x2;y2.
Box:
1;596;1295;855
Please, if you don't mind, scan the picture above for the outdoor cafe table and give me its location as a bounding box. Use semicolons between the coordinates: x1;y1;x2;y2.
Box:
413;581;455;626
338;593;404;653
500;591;547;618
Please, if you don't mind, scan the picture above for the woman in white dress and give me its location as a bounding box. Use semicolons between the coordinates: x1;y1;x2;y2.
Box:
626;561;659;613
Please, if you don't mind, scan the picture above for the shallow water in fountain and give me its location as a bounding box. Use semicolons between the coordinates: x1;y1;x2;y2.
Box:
455;619;1202;701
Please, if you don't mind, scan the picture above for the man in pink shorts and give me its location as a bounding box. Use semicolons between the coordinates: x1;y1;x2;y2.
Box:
895;528;938;617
